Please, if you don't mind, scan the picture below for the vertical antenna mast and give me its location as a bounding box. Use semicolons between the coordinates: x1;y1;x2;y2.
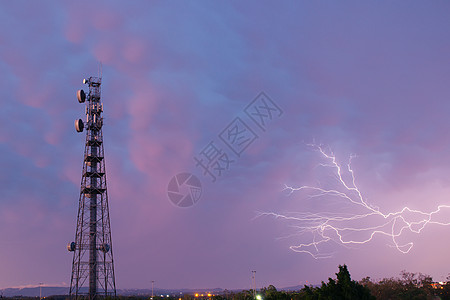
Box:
98;62;102;79
68;75;116;299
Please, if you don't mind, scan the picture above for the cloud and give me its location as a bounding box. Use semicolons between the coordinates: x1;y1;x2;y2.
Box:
2;0;450;290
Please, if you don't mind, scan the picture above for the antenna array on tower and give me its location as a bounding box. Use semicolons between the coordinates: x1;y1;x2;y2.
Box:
68;76;116;299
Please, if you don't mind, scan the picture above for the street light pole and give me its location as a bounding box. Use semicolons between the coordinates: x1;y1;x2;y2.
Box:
39;283;43;300
151;280;155;299
251;271;256;300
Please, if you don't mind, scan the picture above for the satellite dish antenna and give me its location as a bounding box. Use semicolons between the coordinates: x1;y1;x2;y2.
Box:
77;89;86;103
100;243;110;253
67;242;76;252
75;119;84;132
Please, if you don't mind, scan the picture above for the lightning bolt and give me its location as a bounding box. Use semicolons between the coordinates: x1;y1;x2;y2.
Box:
260;144;450;259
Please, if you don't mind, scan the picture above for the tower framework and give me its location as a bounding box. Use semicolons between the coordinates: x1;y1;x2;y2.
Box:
68;76;116;299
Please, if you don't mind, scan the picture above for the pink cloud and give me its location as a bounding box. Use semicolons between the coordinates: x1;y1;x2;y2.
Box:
93;39;118;65
122;37;147;64
127;87;159;131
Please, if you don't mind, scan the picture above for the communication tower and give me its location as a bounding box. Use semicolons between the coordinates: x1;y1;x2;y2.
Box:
68;76;116;299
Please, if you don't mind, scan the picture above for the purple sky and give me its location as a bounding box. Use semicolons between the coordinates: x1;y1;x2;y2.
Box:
2;0;450;291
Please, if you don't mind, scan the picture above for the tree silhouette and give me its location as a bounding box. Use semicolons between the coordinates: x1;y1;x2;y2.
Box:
362;270;434;300
301;264;375;300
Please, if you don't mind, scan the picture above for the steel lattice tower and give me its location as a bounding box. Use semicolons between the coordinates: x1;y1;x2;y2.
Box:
68;76;116;299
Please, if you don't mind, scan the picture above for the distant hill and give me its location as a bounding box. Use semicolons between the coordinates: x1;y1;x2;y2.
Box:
0;287;69;298
0;285;312;297
0;287;224;298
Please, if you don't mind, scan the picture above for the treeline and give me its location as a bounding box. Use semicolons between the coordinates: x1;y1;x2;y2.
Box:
229;265;449;300
200;265;449;300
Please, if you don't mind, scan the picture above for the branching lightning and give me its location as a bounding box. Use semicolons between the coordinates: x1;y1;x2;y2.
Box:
260;144;450;259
